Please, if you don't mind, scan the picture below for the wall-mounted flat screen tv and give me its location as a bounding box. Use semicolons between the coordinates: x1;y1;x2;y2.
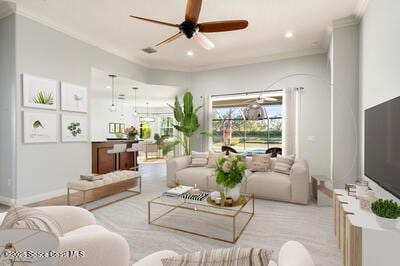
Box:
365;96;400;199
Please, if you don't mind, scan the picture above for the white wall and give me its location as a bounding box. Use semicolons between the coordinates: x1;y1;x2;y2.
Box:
359;0;400;201
0;13;16;203
14;14;149;202
331;22;360;188
191;54;331;176
9;13;332;202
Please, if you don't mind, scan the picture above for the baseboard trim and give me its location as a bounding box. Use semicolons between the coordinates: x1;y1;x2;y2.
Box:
15;188;66;205
0;196;15;206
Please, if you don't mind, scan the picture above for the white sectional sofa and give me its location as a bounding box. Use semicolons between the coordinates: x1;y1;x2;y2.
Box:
167;156;310;204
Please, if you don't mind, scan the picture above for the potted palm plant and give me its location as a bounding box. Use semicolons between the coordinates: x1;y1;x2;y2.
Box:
162;91;205;156
371;199;400;229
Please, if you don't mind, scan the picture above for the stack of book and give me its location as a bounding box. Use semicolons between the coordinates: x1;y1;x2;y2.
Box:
164;186;193;197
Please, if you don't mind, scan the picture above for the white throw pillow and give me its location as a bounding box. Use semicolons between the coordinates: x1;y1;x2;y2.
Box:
273;154;296;174
251;153;272;172
191;151;209;167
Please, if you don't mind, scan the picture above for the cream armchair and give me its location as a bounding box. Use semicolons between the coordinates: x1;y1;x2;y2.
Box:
0;206;130;266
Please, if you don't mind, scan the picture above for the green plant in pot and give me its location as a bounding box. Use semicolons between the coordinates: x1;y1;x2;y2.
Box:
371;199;400;228
162;91;208;156
215;155;246;201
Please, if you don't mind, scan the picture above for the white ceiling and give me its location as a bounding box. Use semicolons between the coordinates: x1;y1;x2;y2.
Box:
12;0;363;71
91;68;182;108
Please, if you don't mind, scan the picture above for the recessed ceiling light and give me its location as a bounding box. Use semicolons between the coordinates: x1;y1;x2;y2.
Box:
285;32;294;39
187;50;194;57
106;86;111;89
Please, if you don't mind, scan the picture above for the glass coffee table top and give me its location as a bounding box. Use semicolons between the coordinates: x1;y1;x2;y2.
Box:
148;191;254;243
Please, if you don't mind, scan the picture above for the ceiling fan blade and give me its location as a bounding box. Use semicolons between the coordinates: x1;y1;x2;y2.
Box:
262;97;278;102
185;0;202;25
199;20;248;33
193;32;215;50
156;32;184;47
130;15;179;28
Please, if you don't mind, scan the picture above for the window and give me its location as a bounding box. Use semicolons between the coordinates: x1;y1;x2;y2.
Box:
211;95;282;155
159;117;174;136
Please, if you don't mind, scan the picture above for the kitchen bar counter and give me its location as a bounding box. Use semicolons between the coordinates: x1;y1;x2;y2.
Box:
92;140;139;174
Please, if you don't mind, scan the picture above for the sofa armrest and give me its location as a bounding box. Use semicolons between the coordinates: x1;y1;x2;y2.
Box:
166;156;191;187
58;230;129;266
289;160;310;204
37;206;96;234
278;240;314;266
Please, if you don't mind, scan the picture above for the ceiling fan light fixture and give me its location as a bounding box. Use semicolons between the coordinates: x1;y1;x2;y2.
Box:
193;32;215;50
285;31;294;39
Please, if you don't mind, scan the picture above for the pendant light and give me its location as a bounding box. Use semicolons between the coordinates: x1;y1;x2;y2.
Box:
140;102;155;122
108;74;117;112
132;87;138;116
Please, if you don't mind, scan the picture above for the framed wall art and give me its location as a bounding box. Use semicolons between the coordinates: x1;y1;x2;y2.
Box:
61;114;88;142
23;111;57;143
23;74;58;110
61;82;88;113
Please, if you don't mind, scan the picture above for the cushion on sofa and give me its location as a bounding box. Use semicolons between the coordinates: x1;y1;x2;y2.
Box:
161;247;272;266
191;151;209;167
251;153;272;172
207;152;224;168
175;167;213;190
273;154;295;174
246;171;291;201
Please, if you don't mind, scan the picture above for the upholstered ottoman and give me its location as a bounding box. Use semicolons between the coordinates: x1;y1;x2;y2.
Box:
67;170;141;210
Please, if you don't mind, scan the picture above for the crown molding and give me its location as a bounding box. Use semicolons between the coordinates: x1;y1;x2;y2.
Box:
15;6;151;69
182;48;327;72
332;15;360;29
355;0;370;18
0;1;16;20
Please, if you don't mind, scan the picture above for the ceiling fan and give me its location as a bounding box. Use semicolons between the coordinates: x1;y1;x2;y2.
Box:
243;96;279;104
130;0;248;50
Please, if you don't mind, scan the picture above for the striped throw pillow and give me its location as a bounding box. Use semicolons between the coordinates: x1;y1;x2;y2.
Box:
251;153;272;172
273;154;296;174
191;151;209;167
0;206;63;237
161;247;272;266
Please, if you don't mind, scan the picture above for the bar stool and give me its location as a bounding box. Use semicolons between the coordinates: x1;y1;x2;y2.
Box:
107;143;127;171
126;143;143;171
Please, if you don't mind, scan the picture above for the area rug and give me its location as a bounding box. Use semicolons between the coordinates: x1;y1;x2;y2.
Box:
93;164;341;265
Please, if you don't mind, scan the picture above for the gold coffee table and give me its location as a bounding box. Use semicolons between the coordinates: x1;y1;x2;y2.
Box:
148;192;254;243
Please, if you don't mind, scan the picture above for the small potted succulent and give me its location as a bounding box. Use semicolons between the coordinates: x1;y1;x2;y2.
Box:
371;199;400;229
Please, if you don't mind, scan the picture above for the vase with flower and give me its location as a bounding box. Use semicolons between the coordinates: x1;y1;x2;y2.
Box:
215;155;246;202
124;126;138;140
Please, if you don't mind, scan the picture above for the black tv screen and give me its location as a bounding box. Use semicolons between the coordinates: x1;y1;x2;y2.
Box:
365;96;400;199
